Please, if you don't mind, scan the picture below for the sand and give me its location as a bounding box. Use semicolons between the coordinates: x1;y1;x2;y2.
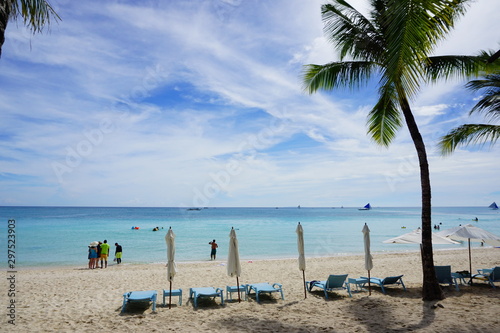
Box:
6;247;500;332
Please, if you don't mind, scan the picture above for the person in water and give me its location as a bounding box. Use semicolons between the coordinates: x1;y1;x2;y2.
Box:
209;239;218;260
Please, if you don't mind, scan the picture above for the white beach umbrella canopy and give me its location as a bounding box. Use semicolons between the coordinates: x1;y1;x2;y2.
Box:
227;227;242;302
165;227;177;309
296;222;307;299
363;223;373;271
165;227;177;282
362;223;373;295
437;224;500;246
383;228;460;244
296;222;306;272
227;227;241;278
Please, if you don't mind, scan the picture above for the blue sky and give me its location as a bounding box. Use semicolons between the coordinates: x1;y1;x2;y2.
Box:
1;0;499;207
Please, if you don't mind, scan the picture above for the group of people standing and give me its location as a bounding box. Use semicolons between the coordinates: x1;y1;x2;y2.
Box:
88;240;123;269
88;237;218;267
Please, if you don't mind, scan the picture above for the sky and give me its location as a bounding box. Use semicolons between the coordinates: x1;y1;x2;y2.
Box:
0;0;499;208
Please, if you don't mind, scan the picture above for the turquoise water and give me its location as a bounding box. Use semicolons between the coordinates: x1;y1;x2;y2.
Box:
1;206;499;268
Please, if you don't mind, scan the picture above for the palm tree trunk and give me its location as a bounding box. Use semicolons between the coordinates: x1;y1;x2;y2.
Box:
0;0;11;58
400;98;444;301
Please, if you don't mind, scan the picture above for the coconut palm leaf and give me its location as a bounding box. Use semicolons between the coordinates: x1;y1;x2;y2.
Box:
302;61;377;93
466;73;500;119
0;0;60;57
439;72;500;154
368;84;401;146
10;0;60;32
321;2;383;62
439;124;500;155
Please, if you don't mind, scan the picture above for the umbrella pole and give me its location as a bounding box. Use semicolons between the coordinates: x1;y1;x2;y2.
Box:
236;276;241;303
169;280;172;309
468;238;473;285
368;270;371;296
302;270;307;299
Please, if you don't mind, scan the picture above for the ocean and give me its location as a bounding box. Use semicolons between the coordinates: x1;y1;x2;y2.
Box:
2;206;499;269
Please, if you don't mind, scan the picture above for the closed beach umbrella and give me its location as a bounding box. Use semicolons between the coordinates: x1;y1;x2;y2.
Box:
165;227;177;309
296;222;306;299
437;224;500;284
362;223;373;295
227;227;242;302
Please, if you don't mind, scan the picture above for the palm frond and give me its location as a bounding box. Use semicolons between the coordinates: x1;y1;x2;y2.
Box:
322;1;384;61
465;73;500;120
302;61;377;93
383;0;470;99
10;0;60;33
426;53;494;81
421;0;469;46
367;83;402;146
438;124;500;155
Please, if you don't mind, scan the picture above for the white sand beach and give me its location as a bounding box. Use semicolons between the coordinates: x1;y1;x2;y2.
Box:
8;248;500;332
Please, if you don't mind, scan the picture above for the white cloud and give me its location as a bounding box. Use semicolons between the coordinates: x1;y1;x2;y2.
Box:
414;104;449;117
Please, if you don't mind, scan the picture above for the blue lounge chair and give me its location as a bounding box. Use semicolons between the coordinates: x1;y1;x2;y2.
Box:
246;283;284;303
473;266;500;288
306;274;352;299
434;266;459;291
189;287;224;308
121;290;157;313
361;275;406;294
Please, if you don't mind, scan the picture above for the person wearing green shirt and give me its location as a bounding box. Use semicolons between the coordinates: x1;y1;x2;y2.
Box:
100;240;110;269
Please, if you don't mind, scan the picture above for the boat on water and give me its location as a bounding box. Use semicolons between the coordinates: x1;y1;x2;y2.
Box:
359;203;371;210
489;202;498;210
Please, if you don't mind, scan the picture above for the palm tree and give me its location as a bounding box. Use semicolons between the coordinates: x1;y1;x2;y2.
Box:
439;73;500;154
0;0;60;57
302;0;490;300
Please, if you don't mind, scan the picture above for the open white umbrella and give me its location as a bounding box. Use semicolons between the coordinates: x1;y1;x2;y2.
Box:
437;224;500;284
227;227;242;302
165;227;177;309
362;223;373;295
296;222;306;299
383;228;460;245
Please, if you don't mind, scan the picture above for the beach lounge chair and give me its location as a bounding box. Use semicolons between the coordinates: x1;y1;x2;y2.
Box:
360;275;406;294
121;290;157;313
246;283;284;303
306;274;352;299
434;266;459;291
473;266;500;288
189;287;224;308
